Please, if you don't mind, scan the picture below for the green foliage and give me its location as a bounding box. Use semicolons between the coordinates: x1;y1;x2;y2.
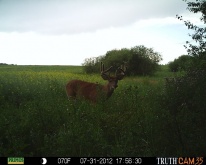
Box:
177;0;206;56
0;65;205;156
104;48;130;68
168;55;193;72
82;56;104;74
162;69;206;154
161;0;206;155
177;0;206;69
164;70;206;115
159;0;206;155
128;46;162;75
82;45;162;76
191;51;206;69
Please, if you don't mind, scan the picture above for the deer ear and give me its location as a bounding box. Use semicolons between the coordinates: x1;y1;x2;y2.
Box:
101;74;110;80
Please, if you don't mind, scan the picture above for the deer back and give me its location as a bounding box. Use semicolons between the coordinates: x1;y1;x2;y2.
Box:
66;79;107;103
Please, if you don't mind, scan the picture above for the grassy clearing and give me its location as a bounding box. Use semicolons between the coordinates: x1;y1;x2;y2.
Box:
0;65;205;156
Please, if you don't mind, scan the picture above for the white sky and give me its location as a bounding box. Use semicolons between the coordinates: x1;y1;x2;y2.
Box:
0;0;202;65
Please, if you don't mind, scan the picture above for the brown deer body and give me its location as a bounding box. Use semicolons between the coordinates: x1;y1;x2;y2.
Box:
66;62;126;103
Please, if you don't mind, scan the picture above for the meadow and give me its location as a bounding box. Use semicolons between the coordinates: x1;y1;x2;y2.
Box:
0;65;205;156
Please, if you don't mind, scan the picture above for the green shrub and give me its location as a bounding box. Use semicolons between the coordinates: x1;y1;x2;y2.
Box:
82;45;162;76
168;55;193;72
162;69;206;155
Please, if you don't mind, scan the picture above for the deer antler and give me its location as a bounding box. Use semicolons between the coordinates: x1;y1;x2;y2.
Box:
101;62;113;80
101;62;113;74
115;64;126;80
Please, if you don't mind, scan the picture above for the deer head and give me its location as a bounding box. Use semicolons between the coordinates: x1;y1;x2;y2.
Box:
100;62;126;92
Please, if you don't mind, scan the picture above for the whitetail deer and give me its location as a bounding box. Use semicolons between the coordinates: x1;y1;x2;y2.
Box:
66;62;126;103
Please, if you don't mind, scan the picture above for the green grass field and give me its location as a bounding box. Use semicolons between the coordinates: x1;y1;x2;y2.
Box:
0;65;205;156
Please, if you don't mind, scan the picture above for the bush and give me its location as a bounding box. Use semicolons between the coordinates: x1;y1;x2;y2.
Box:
82;56;103;74
82;45;162;76
191;51;206;70
162;69;206;154
164;69;206;114
163;0;206;154
168;55;193;72
128;46;162;75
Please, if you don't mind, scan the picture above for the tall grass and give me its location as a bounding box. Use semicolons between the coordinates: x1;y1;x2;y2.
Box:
0;65;205;156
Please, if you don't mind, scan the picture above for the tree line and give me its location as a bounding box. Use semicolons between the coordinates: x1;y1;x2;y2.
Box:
82;45;162;76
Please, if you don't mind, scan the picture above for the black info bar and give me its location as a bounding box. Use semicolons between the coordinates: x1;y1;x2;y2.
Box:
0;157;205;165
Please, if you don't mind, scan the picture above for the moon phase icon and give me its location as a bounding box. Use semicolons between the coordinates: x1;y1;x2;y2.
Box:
41;158;47;165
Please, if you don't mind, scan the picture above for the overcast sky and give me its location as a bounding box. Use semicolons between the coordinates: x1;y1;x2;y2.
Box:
0;0;201;65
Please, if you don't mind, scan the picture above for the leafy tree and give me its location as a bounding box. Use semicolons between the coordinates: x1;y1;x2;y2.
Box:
176;0;206;68
82;56;104;74
163;1;206;153
104;48;130;68
82;45;162;76
168;55;193;72
128;46;162;75
165;0;206;114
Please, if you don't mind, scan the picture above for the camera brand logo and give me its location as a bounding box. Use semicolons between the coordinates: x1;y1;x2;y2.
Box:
8;157;24;164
